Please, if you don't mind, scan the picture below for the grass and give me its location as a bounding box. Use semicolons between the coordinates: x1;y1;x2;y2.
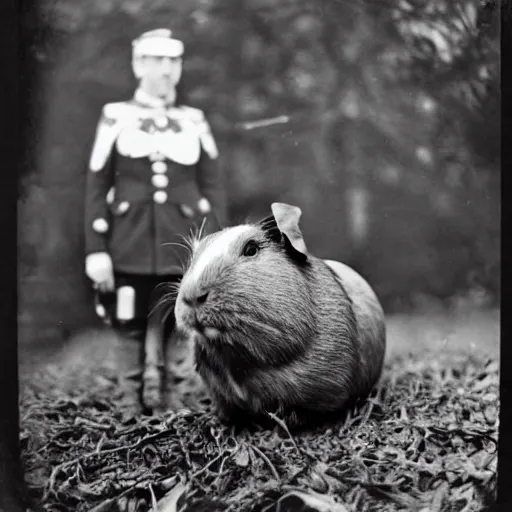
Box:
19;346;498;512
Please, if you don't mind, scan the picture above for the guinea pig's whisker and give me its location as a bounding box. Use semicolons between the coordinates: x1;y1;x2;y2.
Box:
187;229;201;252
158;242;190;271
153;282;180;301
165;288;180;301
153;281;180;297
178;233;195;251
161;241;191;253
193;219;205;241
151;293;172;312
178;234;199;266
197;216;208;241
161;302;177;323
177;253;187;273
149;291;179;320
188;218;208;246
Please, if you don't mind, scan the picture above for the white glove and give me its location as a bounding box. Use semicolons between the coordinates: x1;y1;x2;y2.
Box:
85;252;115;292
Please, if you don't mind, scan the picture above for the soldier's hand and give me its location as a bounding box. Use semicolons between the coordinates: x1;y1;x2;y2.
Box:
85;252;115;292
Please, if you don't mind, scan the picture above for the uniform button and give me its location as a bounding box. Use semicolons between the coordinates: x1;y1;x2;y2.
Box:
106;187;115;205
197;198;211;214
155;116;168;128
152;174;169;188
152;161;167;173
149;152;164;162
117;201;130;215
153;191;168;204
180;204;195;218
92;218;109;233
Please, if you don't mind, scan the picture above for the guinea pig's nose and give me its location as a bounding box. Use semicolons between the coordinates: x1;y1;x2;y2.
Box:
183;290;209;308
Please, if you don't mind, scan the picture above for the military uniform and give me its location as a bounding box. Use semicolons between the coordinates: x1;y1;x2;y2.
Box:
86;90;224;268
85;87;226;328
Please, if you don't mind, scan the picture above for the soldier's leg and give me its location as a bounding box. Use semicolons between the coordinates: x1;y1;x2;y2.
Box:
141;275;180;412
97;274;149;417
141;301;167;411
158;276;206;411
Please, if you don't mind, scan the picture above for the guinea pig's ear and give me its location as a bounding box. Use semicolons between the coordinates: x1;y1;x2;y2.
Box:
258;214;281;244
270;202;308;262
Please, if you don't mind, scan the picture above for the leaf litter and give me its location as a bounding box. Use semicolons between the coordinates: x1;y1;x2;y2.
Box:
20;352;499;512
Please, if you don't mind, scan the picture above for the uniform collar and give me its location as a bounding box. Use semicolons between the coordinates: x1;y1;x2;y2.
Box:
133;88;176;109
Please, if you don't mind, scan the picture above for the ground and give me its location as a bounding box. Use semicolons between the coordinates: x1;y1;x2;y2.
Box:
18;308;500;512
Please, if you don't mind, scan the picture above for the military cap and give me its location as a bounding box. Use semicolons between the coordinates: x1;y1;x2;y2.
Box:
132;28;184;58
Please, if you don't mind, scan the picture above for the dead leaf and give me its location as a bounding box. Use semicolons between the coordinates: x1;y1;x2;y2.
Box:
470;450;495;471
484;360;499;375
160;475;179;491
150;482;188;512
445;471;459;484
89;497;119;512
483;405;498;426
399;406;409;422
428;481;449;512
298;469;329;494
234;445;251;467
472;374;498;392
443;454;465;473
482;392;498;403
276;490;350;512
452;483;475;508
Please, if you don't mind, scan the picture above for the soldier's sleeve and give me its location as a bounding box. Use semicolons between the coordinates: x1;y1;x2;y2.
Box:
194;113;228;228
84;105;118;256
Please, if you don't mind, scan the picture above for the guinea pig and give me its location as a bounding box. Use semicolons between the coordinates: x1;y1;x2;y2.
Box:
173;202;386;427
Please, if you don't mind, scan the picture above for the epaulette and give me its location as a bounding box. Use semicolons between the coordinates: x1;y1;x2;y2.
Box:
178;105;219;160
89;102;137;172
103;101;140;123
178;105;205;124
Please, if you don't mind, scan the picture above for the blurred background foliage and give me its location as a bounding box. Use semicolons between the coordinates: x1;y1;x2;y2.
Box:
18;0;500;345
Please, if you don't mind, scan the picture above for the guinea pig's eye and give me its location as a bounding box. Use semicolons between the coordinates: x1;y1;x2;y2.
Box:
242;240;260;257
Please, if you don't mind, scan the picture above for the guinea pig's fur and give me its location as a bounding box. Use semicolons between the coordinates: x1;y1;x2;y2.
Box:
174;203;386;427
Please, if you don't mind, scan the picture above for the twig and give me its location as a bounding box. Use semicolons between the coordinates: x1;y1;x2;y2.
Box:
74;417;113;431
95;434;107;452
357;398;376;427
214;454;231;487
179;438;193;469
265;411;301;456
148;483;158;510
250;445;281;482
189;452;224;479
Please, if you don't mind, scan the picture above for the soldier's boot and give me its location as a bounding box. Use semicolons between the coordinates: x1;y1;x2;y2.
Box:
142;307;169;413
141;319;165;413
112;323;146;420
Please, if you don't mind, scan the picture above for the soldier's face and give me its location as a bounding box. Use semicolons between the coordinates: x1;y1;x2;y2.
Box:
137;55;183;98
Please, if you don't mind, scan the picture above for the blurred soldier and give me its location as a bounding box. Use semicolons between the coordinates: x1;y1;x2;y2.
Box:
83;28;226;414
